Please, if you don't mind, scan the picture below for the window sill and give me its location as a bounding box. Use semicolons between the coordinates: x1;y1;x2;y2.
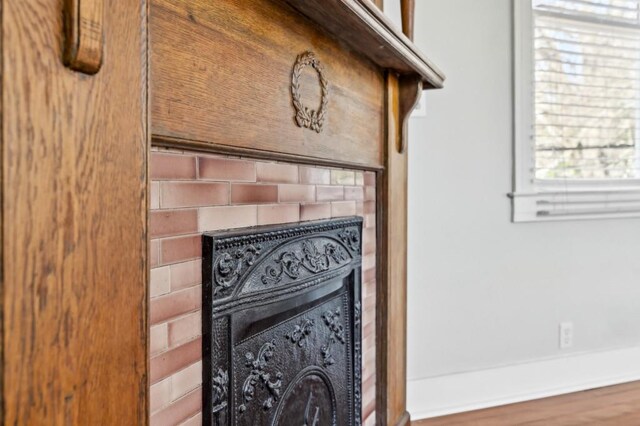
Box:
509;186;640;223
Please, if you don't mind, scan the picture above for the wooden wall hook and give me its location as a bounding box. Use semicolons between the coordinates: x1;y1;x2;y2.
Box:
63;0;104;74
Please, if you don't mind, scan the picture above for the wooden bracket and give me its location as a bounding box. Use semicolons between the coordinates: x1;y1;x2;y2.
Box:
397;74;422;153
63;0;104;74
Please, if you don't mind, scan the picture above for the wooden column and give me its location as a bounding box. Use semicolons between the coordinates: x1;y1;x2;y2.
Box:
2;0;149;422
378;72;411;426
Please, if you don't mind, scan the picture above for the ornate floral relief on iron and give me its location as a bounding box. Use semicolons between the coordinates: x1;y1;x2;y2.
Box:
262;240;348;286
211;368;229;415
285;318;315;348
353;339;362;421
213;244;261;296
238;340;283;414
291;51;329;133
203;218;362;426
321;308;347;367
338;228;361;255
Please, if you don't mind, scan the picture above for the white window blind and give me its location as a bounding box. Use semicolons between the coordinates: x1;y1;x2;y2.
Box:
533;0;640;180
511;0;640;222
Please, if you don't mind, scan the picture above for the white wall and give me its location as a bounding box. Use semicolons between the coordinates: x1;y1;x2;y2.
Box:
405;0;640;417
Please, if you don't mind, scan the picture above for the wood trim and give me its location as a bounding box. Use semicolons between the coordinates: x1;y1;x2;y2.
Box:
2;0;148;422
152;136;384;172
377;72;411;426
276;0;445;88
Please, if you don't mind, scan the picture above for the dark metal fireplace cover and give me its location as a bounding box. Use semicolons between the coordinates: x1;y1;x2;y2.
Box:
202;217;363;426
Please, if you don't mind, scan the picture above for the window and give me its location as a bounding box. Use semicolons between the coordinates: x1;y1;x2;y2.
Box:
513;0;640;221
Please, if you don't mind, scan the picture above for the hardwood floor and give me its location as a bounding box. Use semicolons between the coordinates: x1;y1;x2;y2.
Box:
412;381;640;425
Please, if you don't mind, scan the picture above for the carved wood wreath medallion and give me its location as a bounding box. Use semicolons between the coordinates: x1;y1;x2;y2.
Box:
291;51;329;133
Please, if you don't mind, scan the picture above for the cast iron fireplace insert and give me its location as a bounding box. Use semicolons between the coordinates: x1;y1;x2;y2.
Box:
203;217;363;426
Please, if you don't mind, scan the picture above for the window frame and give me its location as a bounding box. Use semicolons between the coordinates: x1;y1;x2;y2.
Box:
512;0;640;222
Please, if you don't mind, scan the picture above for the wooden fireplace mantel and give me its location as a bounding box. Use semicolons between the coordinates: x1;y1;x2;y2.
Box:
276;0;445;89
1;0;443;425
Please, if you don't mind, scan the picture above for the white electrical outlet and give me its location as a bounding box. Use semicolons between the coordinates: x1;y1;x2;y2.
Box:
559;322;573;349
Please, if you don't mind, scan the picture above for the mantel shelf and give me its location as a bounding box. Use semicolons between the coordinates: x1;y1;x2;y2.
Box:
277;0;445;89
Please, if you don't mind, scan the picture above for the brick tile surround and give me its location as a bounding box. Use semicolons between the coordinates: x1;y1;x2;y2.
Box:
149;148;377;425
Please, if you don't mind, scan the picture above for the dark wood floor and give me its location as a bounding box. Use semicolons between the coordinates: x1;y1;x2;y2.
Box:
412;381;640;425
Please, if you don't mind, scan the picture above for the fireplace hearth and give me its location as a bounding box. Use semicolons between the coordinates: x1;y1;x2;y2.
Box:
203;217;363;426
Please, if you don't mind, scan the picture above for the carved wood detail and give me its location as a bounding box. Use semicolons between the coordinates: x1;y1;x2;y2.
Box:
63;0;104;74
292;51;330;133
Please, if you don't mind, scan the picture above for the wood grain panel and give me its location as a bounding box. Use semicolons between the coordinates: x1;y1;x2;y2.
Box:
2;0;148;423
378;72;410;426
150;0;385;169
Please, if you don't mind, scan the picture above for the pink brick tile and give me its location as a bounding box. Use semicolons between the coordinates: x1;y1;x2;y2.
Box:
364;267;376;284
150;338;202;384
355;171;364;186
317;185;344;201
364;186;376;201
300;203;332;221
170;260;202;291
363;281;377;300
364;411;376;426
160;182;229;208
331;201;357;217
168;312;202;348
150;266;171;298
179;412;202;426
150;239;160;268
344;186;364;201
364;355;375;373
364;171;376;186
279;184;315;202
151;182;160;210
149;387;202;426
299;166;330;185
363;227;376;246
150;323;169;356
362;252;376;271
198;157;256;182
362;336;374;356
331;169;355;185
363;321;375;341
151;153;196;180
364;240;376;257
363;295;375;316
160;235;201;265
364;201;376;214
150;377;171;414
258;204;300;225
150;210;198;238
363;375;376;401
199;205;257;232
362;384;376;420
356;201;364;216
364;213;376;229
231;183;278;204
256;162;298;183
150;286;201;325
170;361;202;401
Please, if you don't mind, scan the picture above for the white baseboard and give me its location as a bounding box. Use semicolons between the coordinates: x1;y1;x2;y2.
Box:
408;346;640;420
